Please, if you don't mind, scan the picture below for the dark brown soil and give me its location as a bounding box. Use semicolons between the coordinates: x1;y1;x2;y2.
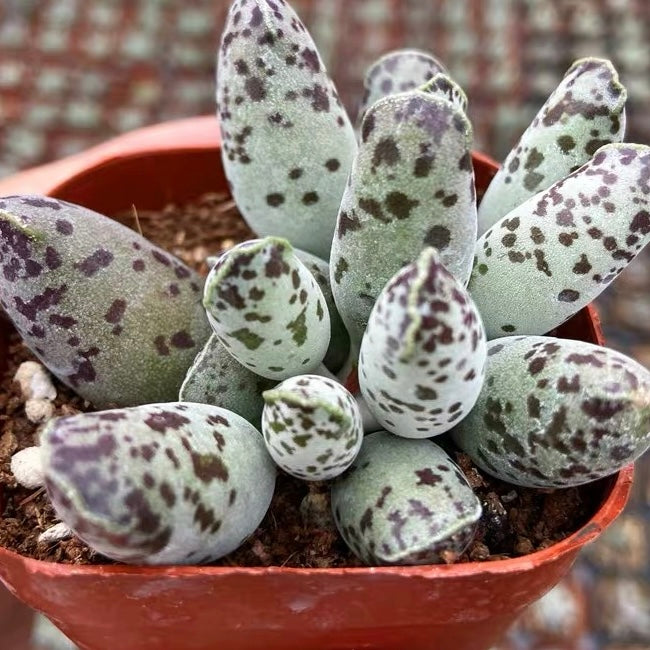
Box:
0;193;605;567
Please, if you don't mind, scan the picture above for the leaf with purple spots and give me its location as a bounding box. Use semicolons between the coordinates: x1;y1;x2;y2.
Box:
452;336;650;488
359;248;486;438
0;195;211;408
330;90;477;347
41;402;276;564
294;248;350;373
216;0;357;259
356;48;447;128
262;374;362;480
179;333;276;428
469;144;650;339
478;58;626;235
419;73;468;113
331;431;481;565
203;237;330;380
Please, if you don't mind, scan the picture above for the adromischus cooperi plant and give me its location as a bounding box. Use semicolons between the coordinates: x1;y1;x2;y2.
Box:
1;0;650;567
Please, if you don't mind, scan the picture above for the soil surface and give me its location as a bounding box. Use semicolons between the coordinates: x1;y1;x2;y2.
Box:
0;193;605;567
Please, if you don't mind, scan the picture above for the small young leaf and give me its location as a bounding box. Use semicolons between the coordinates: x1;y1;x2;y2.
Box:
262;374;362;480
419;73;468;113
203;237;330;379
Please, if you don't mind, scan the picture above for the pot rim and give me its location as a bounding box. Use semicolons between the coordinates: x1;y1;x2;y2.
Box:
0;116;635;579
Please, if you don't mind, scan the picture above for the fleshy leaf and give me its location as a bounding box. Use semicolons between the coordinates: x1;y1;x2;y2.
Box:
41;402;276;564
478;58;626;235
359;248;486;438
216;0;357;259
262;374;362;480
0;195;211;408
452;336;650;488
420;73;468;113
356;48;446;127
295;248;350;373
179;333;276;428
331;431;481;565
330;90;477;346
203;237;330;380
469;144;650;339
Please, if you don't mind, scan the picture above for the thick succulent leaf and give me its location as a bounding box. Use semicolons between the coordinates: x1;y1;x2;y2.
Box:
331;431;481;565
359;248;486;438
294;249;350;373
452;336;650;488
179;333;276;428
203;237;330;380
216;0;357;259
469;144;650;339
261;374;362;480
356;49;446;127
420;73;468;113
41;402;276;564
0;195;210;408
478;58;626;235
330;90;477;346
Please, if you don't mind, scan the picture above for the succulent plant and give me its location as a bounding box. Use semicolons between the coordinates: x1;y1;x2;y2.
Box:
3;0;650;569
41;403;276;564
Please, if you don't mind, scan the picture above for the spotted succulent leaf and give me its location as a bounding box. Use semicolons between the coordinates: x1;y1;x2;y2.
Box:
203;237;330;380
330;90;477;346
359;248;486;438
294;248;350;373
478;58;626;235
41;402;276;564
261;374;362;480
331;431;481;565
469;144;650;339
216;0;357;259
452;336;650;488
209;244;349;372
0;195;211;408
179;333;276;428
420;73;468;113
356;49;446;127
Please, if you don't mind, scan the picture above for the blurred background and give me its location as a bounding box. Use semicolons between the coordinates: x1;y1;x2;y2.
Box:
0;0;648;648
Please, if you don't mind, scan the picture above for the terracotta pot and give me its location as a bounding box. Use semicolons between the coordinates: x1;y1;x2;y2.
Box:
0;116;634;650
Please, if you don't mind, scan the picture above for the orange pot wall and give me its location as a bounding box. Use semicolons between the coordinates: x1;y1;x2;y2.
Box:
0;117;633;650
